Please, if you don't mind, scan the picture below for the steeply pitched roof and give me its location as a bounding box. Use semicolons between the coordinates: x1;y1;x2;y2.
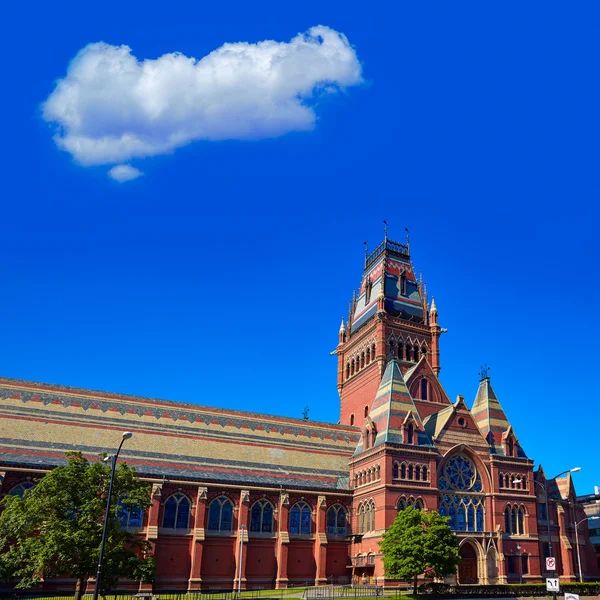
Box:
423;404;455;440
351;238;425;333
358;359;432;452
471;376;526;457
0;377;359;491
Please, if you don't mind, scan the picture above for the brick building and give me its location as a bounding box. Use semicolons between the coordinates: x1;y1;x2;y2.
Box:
0;235;598;591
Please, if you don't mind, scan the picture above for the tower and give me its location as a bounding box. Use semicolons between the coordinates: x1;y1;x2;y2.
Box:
336;234;444;427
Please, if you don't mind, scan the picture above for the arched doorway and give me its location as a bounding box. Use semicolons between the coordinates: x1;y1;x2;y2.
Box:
458;542;478;584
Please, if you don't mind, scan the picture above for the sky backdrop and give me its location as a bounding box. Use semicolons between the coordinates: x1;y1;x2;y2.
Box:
1;0;598;494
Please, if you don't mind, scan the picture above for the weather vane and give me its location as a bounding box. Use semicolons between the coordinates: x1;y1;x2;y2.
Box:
383;219;388;240
302;406;310;420
478;364;490;380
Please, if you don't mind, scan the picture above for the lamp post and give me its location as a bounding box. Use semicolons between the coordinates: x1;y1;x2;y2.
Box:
237;523;246;598
516;544;522;584
93;432;133;600
514;467;581;571
574;515;599;582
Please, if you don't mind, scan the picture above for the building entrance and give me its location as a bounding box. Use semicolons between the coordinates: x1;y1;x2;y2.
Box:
458;543;478;584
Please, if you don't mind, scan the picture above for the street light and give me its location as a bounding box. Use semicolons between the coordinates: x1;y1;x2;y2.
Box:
514;467;581;569
575;516;599;582
93;432;133;600
516;544;522;584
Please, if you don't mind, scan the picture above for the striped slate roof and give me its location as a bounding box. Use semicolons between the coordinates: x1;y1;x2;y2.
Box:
356;359;432;453
471;376;525;457
0;377;360;491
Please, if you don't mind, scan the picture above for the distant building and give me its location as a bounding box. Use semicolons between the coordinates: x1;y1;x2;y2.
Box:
1;234;598;592
577;488;600;571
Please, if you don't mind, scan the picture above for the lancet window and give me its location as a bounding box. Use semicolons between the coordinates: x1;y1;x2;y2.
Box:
207;496;234;532
289;501;311;535
8;482;35;497
326;504;347;535
438;454;485;532
163;493;191;529
250;499;274;533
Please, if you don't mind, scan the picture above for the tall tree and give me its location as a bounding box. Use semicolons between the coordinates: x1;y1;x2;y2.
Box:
0;453;155;600
379;506;460;594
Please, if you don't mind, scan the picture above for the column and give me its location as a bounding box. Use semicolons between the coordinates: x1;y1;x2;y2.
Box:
234;490;250;591
314;496;328;585
275;492;290;588
496;527;507;584
139;483;163;592
188;486;208;590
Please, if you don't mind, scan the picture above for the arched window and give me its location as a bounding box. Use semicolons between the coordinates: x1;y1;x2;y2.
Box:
499;473;504;487
392;462;399;479
366;348;371;365
504;506;511;532
400;463;407;479
517;506;525;534
364;405;369;418
510;506;518;534
163;493;191;529
421;378;428;400
117;501;143;529
398;497;407;512
422;466;428;481
207;496;233;532
414;498;424;510
415;465;421;481
351;360;355;376
8;482;34;497
250;499;273;533
290;501;311;535
368;502;376;531
350;413;355;426
326;504;347;535
438;454;485;532
359;504;366;533
507;438;514;457
346;363;350;379
408;464;414;479
406;423;414;445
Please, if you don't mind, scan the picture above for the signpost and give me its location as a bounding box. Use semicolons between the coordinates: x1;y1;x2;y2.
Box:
546;577;560;600
546;557;556;571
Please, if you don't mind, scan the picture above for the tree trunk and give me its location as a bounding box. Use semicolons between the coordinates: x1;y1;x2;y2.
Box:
74;577;86;600
413;576;417;596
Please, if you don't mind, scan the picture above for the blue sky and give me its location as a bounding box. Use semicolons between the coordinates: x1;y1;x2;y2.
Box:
1;1;598;494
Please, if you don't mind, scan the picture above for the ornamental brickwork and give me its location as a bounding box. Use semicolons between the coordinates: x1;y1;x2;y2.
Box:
0;235;597;592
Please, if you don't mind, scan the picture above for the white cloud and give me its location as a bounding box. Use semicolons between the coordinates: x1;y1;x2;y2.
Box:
108;164;143;182
42;26;363;167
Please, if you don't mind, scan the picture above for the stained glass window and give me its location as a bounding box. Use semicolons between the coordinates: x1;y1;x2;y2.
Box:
326;504;347;535
163;493;191;529
117;502;143;529
250;500;273;533
8;482;34;497
438;454;485;532
207;496;233;532
290;501;311;535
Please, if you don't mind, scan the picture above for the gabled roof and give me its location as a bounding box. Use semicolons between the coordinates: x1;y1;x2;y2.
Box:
423;404;455;440
357;359;432;452
471;376;527;457
404;356;452;407
0;376;359;491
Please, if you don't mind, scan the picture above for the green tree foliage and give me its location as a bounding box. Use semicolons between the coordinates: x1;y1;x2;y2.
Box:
379;506;460;594
0;453;155;600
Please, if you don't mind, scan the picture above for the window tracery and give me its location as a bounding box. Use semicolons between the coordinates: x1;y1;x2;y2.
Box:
163;493;191;529
326;504;347;535
250;499;273;533
438;454;485;532
207;496;233;532
8;482;35;497
289;501;311;535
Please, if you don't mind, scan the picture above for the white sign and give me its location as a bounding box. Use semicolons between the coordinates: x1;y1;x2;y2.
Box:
546;557;556;571
546;578;560;592
565;594;580;600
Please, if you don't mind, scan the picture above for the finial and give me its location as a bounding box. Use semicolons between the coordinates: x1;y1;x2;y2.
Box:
430;296;437;313
478;363;490;381
302;406;310;420
405;227;410;249
383;220;388;241
339;318;346;335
